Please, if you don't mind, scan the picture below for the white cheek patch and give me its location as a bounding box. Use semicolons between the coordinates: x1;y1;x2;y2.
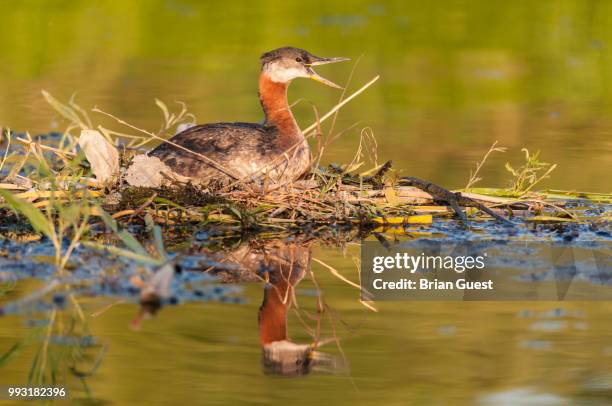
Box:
265;62;307;83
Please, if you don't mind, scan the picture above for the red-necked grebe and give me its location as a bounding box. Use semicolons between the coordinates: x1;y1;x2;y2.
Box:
147;47;348;187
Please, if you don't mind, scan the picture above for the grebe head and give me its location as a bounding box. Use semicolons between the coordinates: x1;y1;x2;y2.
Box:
260;46;349;88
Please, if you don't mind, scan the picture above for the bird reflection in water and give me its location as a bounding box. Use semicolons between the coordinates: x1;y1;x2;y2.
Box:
135;239;340;376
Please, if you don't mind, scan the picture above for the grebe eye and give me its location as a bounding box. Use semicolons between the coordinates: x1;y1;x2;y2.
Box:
295;57;303;63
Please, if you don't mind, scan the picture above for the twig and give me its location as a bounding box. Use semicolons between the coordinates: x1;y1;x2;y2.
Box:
13;136;76;157
399;177;514;225
465;141;506;190
312;257;362;291
303;75;380;136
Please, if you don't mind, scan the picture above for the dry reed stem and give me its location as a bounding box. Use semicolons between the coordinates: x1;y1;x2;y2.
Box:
312;257;362;291
302;75;380;136
465;140;507;190
92;108;240;180
13;136;76;158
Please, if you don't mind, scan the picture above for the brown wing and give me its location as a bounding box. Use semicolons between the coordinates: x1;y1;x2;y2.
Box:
149;122;280;180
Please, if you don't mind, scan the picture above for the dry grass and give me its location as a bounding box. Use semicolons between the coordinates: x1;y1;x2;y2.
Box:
0;71;610;242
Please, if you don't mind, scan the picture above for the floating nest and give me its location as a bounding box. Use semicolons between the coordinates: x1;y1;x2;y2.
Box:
0;88;610;238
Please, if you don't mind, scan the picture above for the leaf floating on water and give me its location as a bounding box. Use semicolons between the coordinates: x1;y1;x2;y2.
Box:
406;214;433;224
461;187;519;198
412;206;452;213
372;215;432;225
525;216;575;223
78;129;119;184
543;189;612;203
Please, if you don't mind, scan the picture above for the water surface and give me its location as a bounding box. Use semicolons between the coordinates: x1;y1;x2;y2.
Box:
0;1;611;405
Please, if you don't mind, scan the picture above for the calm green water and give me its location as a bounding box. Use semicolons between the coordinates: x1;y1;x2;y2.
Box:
1;1;611;405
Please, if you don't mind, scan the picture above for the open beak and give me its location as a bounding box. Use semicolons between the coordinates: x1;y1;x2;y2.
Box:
306;56;350;89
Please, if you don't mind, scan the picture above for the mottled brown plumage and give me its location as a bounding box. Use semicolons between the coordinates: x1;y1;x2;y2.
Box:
148;47;348;188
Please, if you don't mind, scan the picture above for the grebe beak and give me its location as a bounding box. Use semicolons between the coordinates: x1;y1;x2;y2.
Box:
306;56;350;89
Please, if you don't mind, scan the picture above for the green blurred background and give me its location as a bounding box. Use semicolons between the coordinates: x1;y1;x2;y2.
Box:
0;0;610;190
1;1;611;405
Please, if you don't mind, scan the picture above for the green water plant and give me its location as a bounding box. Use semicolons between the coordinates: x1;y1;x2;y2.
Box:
0;291;106;399
505;148;557;197
82;209;167;265
0;189;91;271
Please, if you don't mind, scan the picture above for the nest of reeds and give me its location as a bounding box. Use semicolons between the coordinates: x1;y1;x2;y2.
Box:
0;74;610;238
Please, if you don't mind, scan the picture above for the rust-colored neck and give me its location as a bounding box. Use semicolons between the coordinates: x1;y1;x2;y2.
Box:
258;280;291;345
259;74;300;138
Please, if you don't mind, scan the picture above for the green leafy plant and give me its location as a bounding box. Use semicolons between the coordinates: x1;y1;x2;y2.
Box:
505;148;557;196
0;189;91;271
